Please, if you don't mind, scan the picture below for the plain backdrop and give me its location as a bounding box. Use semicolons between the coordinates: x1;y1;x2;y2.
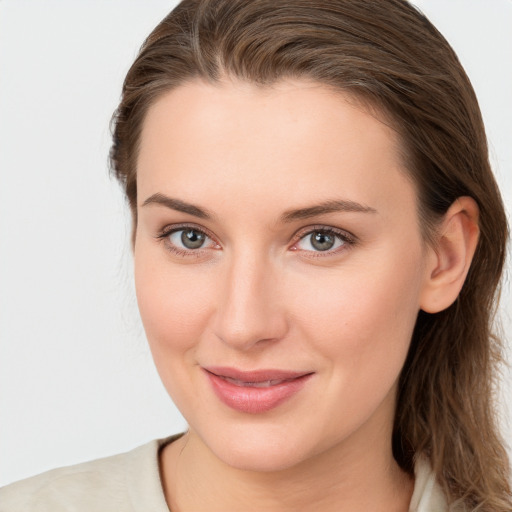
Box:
0;0;511;486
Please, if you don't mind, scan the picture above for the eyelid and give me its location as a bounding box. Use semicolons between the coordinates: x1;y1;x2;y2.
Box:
157;222;217;241
293;224;357;241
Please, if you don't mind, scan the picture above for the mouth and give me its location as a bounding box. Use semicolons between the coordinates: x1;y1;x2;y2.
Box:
202;366;314;414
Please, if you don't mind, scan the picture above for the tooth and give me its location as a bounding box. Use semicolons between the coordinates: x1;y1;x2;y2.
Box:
222;376;283;387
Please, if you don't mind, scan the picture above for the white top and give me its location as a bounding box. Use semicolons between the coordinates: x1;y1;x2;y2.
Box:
0;434;448;511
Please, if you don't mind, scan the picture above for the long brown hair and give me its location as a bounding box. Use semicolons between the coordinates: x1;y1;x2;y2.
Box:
110;1;511;509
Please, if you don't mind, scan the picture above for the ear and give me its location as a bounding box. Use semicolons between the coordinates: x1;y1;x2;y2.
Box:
420;196;480;314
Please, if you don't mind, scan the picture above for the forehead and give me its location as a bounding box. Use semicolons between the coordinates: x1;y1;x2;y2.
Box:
139;78;397;158
136;79;415;221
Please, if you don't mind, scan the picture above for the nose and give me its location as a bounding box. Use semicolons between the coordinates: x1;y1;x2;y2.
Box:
213;251;288;351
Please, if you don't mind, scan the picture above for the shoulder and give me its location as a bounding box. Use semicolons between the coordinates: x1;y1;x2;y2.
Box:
0;435;181;512
0;450;134;512
409;457;449;512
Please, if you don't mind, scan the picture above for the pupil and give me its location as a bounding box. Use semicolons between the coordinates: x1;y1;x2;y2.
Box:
311;232;335;251
181;229;205;249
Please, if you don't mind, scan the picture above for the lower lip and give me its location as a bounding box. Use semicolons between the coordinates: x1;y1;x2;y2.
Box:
204;371;313;414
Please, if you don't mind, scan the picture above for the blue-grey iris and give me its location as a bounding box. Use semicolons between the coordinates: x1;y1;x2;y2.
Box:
181;229;205;249
311;232;335;251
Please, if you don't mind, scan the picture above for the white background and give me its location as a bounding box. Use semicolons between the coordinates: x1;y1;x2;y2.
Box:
0;0;511;486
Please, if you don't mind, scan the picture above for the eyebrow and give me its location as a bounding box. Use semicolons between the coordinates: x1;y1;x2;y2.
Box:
141;193;214;220
141;193;377;222
280;199;377;222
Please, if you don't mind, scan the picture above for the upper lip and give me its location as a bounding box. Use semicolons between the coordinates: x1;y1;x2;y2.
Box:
203;366;313;382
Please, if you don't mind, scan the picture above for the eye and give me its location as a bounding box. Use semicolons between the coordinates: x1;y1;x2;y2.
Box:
292;227;355;254
169;228;208;250
157;225;220;256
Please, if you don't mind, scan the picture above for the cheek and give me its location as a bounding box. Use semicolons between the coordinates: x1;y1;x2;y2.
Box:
291;246;424;374
134;250;214;356
134;251;218;412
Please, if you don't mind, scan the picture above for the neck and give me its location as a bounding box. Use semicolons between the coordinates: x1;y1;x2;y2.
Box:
160;423;413;512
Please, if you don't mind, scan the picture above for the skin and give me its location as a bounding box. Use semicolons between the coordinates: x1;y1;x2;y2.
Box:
134;79;479;511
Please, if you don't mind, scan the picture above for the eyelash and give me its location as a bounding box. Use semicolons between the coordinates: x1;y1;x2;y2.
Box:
156;223;357;258
156;223;219;258
291;225;357;258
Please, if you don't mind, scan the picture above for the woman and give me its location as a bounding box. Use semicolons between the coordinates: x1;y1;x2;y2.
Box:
1;0;510;510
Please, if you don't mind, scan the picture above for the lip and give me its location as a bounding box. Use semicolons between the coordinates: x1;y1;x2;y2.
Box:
203;366;314;414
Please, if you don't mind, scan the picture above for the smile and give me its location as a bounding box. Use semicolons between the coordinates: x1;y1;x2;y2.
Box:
203;367;314;414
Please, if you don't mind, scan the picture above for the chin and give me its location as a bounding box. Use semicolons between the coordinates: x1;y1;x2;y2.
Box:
218;442;307;473
196;422;317;473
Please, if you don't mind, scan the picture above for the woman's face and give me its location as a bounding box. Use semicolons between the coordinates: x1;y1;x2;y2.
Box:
134;79;432;472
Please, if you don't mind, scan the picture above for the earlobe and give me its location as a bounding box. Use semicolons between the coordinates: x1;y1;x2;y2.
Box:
420;197;480;314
